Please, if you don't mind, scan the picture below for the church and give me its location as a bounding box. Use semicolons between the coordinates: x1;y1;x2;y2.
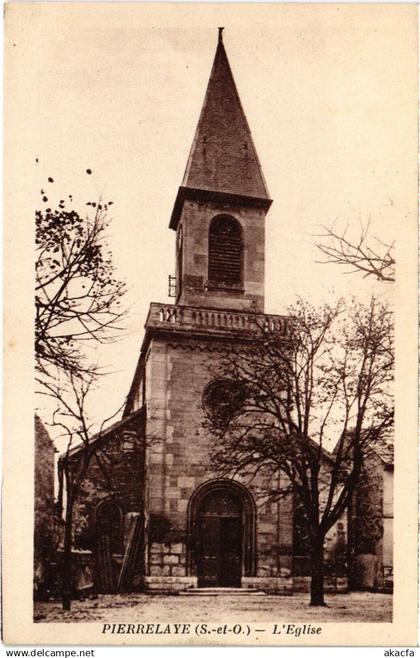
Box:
62;30;358;596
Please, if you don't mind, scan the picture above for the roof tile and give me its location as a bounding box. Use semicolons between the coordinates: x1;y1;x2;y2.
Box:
181;38;270;200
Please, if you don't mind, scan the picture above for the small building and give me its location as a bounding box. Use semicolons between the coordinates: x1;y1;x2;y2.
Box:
348;443;393;592
56;409;146;594
34;415;56;598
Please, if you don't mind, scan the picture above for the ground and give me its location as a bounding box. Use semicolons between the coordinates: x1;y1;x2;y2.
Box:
34;591;392;624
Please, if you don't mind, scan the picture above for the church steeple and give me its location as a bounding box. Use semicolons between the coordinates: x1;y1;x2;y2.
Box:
170;31;271;230
181;30;269;200
170;32;271;313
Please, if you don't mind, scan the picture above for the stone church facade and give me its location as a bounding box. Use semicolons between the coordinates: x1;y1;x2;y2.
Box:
65;32;352;595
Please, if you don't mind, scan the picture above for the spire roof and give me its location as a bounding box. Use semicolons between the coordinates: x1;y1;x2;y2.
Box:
181;34;270;201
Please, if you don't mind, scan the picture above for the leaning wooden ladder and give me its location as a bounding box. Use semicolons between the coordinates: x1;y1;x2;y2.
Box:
96;535;114;593
118;513;144;591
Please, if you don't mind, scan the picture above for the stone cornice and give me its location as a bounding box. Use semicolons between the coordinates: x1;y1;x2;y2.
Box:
169;186;272;230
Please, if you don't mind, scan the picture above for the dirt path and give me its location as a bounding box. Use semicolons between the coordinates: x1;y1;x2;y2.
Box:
34;591;392;624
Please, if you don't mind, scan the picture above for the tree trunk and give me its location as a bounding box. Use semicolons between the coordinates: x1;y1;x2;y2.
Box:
310;542;326;606
62;493;74;611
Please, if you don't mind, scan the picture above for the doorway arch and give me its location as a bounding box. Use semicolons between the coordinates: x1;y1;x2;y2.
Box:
96;499;123;555
187;480;256;587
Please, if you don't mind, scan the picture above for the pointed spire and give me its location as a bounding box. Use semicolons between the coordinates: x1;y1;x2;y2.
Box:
181;31;270;201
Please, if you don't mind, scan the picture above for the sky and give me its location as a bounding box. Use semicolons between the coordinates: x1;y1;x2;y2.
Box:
10;3;416;444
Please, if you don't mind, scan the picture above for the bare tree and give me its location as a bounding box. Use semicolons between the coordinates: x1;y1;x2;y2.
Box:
35;177;129;610
205;297;393;606
39;372;125;611
35;188;126;381
315;219;395;282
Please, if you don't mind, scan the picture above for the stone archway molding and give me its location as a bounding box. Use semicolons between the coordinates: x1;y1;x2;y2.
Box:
186;478;256;579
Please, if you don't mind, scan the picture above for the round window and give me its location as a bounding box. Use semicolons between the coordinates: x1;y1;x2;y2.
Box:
203;378;246;423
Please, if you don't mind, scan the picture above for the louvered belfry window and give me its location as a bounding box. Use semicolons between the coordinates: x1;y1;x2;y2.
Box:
208;215;243;286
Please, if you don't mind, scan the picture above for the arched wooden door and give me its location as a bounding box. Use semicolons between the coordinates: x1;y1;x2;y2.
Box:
196;490;243;588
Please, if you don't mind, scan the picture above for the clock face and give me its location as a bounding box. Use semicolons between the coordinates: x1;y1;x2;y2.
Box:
203;378;246;423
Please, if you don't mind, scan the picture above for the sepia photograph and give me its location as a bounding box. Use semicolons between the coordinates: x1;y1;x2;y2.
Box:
3;2;418;646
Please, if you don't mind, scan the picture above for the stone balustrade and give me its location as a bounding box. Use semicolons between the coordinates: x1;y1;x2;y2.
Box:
145;302;288;336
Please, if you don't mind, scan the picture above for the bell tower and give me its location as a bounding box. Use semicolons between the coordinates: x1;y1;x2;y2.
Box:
122;31;293;596
170;29;272;313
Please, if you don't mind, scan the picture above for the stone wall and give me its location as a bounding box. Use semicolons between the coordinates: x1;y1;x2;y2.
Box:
69;411;146;589
177;198;265;312
142;332;293;592
134;328;351;594
348;452;393;591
